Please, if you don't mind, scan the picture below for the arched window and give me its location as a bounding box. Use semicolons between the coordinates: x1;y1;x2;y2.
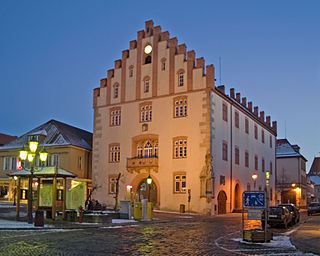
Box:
137;144;143;158
144;141;153;157
177;69;185;87
113;83;119;99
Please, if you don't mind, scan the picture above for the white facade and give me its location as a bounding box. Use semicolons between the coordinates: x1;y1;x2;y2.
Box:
92;20;277;214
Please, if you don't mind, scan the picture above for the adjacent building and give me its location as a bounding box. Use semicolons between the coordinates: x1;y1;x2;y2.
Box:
0;119;92;204
276;139;307;207
92;20;277;214
308;157;320;203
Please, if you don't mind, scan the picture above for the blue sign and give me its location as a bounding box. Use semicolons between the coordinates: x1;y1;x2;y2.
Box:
243;192;265;208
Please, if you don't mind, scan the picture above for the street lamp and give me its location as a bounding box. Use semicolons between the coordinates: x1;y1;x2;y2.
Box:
19;139;48;224
251;173;258;189
146;175;152;201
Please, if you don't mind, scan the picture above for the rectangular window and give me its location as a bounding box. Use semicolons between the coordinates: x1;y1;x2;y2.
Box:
174;97;187;118
235;111;239;128
109;144;120;163
262;158;265;172
174;174;186;193
178;73;184;86
173;137;187;159
245;118;249;134
220;175;225;185
222;141;228;161
235;146;239;165
245;151;249;168
110;107;121;126
254;125;258;140
78;156;82;170
51;154;59;167
255;155;258;170
261;129;265;143
269;135;272;148
3;157;17;170
144;79;150;93
140;103;152;122
222;103;228;122
270;161;273;175
109;175;118;194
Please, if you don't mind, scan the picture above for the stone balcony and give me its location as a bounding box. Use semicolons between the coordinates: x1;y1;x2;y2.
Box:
127;156;158;173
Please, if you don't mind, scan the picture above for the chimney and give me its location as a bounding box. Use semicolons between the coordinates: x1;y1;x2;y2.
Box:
266;116;271;126
272;121;277;133
260;111;265;122
254;106;259;116
236;93;241;103
217;85;225;94
241;97;247;107
230;88;235;98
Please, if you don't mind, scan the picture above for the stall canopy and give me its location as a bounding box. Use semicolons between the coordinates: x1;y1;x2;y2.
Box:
8;166;77;179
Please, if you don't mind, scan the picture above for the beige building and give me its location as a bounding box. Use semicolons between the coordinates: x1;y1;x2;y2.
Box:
92;20;277;214
276;139;307;208
0;119;92;204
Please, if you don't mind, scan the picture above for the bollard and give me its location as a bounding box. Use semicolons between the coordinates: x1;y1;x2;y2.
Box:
79;206;83;223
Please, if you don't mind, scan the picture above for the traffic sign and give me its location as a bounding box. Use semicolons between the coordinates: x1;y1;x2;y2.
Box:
243;191;265;208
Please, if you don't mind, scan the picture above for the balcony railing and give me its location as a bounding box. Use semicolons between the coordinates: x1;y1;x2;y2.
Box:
127;156;158;173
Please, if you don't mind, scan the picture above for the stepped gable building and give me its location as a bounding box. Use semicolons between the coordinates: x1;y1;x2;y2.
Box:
92;20;277;215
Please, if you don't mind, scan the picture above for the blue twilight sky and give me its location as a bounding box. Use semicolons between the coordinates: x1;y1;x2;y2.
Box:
0;1;319;171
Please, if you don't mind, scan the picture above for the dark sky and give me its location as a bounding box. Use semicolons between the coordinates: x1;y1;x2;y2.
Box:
1;0;319;170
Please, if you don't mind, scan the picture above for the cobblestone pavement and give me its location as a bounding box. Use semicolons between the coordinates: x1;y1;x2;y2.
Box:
0;214;315;256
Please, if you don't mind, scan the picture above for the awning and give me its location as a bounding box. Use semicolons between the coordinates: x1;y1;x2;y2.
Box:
7;166;77;178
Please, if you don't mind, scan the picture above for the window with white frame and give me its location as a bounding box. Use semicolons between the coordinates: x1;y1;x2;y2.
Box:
144;79;150;93
110;107;121;126
177;70;185;87
144;141;153;157
174;174;186;193
51;154;59;167
3;157;17;170
173;137;187;159
109;144;120;163
136;140;158;158
174;96;187;118
140;103;152;122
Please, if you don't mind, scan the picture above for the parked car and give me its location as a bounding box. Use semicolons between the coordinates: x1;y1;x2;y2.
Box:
278;203;300;224
262;206;292;228
307;202;320;215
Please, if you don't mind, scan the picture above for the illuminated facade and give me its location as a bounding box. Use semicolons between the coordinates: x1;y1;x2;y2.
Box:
92;20;277;214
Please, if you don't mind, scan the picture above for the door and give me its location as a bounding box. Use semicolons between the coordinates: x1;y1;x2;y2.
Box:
137;178;158;205
218;190;227;214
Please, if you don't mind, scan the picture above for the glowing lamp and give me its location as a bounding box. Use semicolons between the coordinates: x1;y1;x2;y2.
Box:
14;176;17;181
19;149;28;161
251;173;258;181
126;185;133;189
147;175;152;184
29;141;38;153
39;148;48;162
27;154;34;162
291;183;296;187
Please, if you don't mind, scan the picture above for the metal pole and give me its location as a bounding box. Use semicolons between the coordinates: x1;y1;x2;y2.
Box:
16;177;20;219
28;163;34;224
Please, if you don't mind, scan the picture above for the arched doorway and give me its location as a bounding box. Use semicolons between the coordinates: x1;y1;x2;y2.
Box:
234;183;241;210
217;190;227;214
137;178;158;205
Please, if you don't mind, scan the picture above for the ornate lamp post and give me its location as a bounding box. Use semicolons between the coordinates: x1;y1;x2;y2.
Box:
146;175;152;202
13;176;17;206
19;139;48;224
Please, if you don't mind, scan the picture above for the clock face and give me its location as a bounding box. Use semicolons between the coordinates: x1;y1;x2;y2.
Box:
144;45;152;54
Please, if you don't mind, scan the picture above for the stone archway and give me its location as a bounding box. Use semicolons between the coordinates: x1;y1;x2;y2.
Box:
217;190;227;214
137;178;158;205
234;183;241;210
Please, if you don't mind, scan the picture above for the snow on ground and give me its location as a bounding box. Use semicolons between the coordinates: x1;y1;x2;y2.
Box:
0;219;53;229
0;204;16;208
233;236;295;248
111;219;137;224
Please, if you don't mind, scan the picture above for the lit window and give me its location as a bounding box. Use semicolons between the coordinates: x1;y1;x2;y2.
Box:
140;103;152;122
174;174;186;193
110;107;121;126
173;137;187;159
109;144;120;163
174;96;187;118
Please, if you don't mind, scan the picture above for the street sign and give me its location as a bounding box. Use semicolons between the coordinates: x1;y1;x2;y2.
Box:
243;191;265;208
247;209;262;220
